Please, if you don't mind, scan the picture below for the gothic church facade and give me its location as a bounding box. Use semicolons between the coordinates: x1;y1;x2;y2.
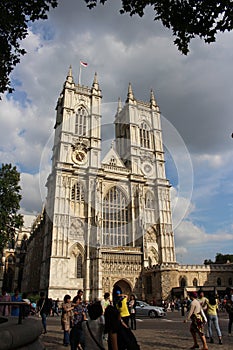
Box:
23;69;176;300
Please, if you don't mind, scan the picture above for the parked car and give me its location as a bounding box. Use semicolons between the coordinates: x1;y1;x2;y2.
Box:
135;300;166;318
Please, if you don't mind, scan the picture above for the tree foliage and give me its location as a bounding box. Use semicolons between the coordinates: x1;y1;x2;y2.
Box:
0;164;24;253
85;0;233;54
1;1;233;96
204;253;233;265
215;253;233;264
0;0;58;96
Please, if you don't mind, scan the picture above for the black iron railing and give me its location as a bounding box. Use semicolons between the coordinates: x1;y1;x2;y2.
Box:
0;301;29;324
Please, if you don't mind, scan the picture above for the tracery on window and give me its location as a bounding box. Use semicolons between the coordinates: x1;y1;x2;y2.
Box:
103;186;129;246
145;191;155;209
77;253;83;278
75;107;88;136
140;122;151;149
71;182;85;202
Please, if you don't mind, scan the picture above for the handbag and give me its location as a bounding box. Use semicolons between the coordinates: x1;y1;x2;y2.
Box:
200;308;207;323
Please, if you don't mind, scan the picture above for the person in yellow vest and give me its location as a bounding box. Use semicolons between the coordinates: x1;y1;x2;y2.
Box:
115;291;130;326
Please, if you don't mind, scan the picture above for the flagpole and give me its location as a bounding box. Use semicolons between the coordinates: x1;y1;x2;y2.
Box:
78;62;82;85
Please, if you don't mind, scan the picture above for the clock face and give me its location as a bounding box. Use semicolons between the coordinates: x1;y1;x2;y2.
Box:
72;149;87;164
143;164;152;174
76;151;86;162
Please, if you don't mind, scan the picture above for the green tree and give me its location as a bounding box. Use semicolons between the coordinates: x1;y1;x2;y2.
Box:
0;0;58;95
215;253;233;264
1;1;233;96
85;0;233;54
0;164;24;253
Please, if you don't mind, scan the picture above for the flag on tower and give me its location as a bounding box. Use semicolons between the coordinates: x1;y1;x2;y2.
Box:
80;60;88;67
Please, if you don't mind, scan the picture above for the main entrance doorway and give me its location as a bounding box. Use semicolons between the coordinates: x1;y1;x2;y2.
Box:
113;279;131;296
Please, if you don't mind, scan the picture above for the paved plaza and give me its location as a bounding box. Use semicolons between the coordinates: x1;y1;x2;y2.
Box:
40;310;233;350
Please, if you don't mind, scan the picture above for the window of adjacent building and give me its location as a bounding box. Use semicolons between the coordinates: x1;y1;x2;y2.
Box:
217;277;221;286
193;278;198;287
103;186;129;246
180;277;186;287
146;276;152;294
229;277;233;286
140;122;151;149
75;107;87;136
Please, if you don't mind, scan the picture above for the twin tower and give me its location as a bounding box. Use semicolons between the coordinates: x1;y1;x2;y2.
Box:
26;67;176;301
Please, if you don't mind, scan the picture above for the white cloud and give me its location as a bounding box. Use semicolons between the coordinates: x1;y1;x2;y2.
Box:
0;1;233;265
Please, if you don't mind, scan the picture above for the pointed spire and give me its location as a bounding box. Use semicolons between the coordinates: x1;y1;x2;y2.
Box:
150;89;157;109
117;97;122;113
92;72;99;90
126;82;134;103
68;65;72;77
65;65;74;84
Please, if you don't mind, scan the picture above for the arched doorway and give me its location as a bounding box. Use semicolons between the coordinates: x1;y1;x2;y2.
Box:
113;279;132;305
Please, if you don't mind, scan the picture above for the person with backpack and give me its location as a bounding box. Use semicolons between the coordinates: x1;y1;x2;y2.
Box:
104;305;140;350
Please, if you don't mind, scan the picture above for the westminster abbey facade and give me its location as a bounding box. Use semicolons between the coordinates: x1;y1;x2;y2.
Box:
21;69;233;302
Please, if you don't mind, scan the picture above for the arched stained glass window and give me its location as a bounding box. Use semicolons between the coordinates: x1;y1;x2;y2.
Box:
193;278;198;287
77;254;83;278
140;122;151;148
103;186;129;246
145;191;155;209
75;107;88;136
71;182;85;202
180;277;186;287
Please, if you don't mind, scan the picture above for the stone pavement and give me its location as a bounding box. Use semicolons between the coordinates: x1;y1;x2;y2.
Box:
40;311;233;350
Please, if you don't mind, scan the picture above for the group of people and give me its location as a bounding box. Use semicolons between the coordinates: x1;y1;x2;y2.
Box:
58;289;140;350
184;288;233;350
0;287;29;317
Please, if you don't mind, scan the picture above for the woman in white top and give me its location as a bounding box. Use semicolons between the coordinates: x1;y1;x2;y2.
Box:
184;292;208;350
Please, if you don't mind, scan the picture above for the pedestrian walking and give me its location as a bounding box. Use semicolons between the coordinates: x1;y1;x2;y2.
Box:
70;298;86;350
115;291;130;326
101;292;111;314
128;294;137;330
37;291;52;334
61;294;73;347
184;292;208;350
206;293;222;344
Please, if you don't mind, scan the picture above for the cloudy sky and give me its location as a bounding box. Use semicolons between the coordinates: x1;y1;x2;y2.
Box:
0;0;233;264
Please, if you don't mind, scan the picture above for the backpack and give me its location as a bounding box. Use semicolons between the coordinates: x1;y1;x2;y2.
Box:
118;323;140;350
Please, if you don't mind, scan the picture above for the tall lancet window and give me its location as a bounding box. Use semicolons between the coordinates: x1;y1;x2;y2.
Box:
75;107;88;136
71;182;85;203
145;191;155;209
103;186;128;246
77;253;83;278
140;122;151;148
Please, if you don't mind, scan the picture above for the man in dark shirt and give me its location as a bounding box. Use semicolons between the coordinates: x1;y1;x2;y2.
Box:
37;292;52;334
